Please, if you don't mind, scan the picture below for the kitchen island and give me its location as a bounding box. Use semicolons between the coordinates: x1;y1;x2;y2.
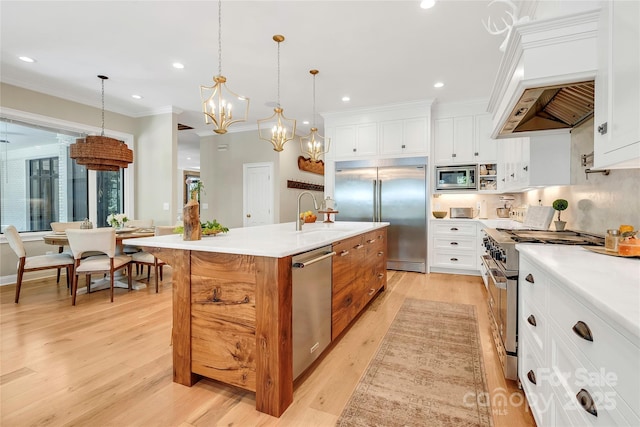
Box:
124;221;388;417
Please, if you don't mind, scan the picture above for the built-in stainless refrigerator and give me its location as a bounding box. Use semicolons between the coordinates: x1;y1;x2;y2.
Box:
334;157;428;273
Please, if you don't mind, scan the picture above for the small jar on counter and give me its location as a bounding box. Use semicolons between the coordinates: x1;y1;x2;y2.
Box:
605;229;620;252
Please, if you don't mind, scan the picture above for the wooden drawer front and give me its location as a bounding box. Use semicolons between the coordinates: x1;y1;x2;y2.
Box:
432;251;477;270
433;236;476;251
519;298;546;363
331;283;364;341
549;284;640;415
519;334;552;427
333;238;358;293
432;222;476;236
551;333;639;426
518;258;548;312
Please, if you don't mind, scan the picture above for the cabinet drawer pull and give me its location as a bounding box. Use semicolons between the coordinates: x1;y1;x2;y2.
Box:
367;239;376;244
527;315;537;327
450;257;458;262
576;389;598;417
450;227;459;231
355;244;364;250
340;250;349;256
572;321;594;342
525;273;534;284
526;370;537;385
368;288;376;296
450;242;459;246
401;144;406;149
377;251;384;257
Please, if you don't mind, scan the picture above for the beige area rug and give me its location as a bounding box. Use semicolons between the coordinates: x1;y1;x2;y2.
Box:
337;299;493;427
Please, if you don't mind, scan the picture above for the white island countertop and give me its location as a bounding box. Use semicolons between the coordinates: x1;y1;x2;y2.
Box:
123;221;389;258
516;244;640;342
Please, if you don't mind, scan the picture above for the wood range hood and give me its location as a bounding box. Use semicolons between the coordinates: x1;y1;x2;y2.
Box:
488;9;600;138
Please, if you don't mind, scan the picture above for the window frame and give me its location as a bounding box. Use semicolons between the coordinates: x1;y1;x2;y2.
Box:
1;107;135;235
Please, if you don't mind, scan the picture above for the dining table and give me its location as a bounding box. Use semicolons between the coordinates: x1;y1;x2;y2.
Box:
42;228;155;293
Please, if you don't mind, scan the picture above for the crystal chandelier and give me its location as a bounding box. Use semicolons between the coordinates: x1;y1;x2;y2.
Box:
200;0;249;134
299;69;330;161
257;35;296;152
69;75;133;171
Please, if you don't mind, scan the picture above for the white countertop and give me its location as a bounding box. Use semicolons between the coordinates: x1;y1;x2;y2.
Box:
123;221;389;258
516;244;640;342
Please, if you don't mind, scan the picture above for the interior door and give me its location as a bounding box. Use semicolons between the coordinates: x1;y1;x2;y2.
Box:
243;162;274;227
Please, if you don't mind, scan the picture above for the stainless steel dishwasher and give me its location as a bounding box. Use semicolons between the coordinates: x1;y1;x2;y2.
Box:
292;245;335;379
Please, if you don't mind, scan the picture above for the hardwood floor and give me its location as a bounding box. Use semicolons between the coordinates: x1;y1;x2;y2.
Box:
1;269;536;427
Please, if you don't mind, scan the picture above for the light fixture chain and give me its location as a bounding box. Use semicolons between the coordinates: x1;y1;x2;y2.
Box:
276;40;281;107
218;0;222;76
312;73;317;128
101;78;105;137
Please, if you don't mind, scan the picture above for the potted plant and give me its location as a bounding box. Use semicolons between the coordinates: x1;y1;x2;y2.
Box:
552;199;568;231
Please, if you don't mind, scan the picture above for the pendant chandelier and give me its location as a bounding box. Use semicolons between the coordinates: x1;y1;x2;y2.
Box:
299;69;330;161
257;34;296;152
200;0;249;134
69;75;133;171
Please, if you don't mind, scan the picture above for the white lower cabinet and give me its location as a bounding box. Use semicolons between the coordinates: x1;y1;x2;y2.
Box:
429;221;479;274
518;254;640;426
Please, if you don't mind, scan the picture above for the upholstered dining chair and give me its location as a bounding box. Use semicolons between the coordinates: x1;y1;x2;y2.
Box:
122;219;154;258
131;225;175;292
4;225;75;303
50;221;83;285
66;228;133;305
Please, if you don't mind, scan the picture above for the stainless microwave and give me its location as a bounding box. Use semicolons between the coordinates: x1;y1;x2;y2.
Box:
435;165;477;190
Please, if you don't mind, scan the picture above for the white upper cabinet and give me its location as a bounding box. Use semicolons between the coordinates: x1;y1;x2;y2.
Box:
332;123;378;158
433;112;497;165
323;100;432;161
380;117;428;155
594;0;640;169
498;134;571;192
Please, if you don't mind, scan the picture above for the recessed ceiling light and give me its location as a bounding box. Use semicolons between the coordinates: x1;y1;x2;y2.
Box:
131;94;143;100
303;120;310;125
420;0;436;9
172;62;185;69
342;96;351;102
434;82;444;88
187;157;192;160
19;56;35;63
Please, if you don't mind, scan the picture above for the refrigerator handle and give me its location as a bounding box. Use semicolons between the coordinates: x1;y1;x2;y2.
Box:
377;179;382;221
372;180;377;222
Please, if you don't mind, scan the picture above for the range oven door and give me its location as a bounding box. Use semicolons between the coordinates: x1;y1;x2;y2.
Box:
482;255;518;380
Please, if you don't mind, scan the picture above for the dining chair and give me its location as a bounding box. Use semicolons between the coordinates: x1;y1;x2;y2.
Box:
122;219;154;258
50;221;83;285
131;225;175;293
4;225;75;303
66;228;133;305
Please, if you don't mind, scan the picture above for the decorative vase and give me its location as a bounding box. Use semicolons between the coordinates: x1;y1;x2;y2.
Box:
554;220;566;231
183;192;201;241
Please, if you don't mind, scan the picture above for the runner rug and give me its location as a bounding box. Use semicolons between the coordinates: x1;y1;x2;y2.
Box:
337;298;493;427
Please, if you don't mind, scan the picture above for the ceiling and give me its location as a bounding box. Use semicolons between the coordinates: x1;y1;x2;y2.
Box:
0;0;515;170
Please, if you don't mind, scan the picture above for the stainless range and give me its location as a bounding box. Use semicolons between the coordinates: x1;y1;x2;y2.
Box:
481;228;605;381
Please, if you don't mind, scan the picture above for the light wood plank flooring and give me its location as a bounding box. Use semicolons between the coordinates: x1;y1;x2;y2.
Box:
1;269;535;427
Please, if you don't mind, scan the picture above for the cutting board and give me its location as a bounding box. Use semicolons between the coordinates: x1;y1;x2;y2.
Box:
523;206;555;230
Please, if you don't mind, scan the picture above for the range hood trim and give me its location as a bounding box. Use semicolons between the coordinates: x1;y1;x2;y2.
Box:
487;9;600;139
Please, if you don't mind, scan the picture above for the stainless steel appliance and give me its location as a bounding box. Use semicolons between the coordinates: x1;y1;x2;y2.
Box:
480;228;604;380
292;245;335;379
435;164;477;191
335;157;427;273
450;207;474;219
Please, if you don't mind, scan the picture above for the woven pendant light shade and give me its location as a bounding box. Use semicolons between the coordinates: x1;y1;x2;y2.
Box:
70;135;133;171
69;74;134;171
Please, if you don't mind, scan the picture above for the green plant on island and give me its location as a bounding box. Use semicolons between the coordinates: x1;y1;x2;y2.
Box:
173;219;228;235
552;199;568;221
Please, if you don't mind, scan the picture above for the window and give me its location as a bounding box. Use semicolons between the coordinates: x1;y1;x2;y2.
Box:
1;117;130;232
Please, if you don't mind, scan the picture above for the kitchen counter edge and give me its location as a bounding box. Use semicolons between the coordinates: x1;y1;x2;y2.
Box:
123;221;390;258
